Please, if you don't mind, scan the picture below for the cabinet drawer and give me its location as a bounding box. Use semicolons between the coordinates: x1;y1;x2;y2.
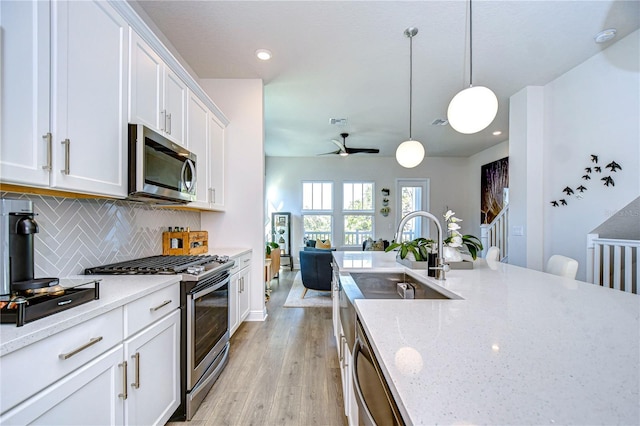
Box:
231;251;252;273
0;307;123;413
124;283;180;338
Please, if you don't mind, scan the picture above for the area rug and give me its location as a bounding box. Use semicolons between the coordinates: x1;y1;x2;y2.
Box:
283;272;332;308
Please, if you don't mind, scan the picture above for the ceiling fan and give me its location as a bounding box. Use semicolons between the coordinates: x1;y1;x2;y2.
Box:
320;133;380;156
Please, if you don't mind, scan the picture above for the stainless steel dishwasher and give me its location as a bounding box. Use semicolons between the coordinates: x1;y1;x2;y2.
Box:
352;318;405;426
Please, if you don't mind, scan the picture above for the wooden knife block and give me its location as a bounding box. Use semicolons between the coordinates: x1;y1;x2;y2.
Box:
162;231;208;255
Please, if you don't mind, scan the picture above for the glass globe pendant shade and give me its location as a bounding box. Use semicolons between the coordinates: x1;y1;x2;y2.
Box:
447;85;498;134
395;140;425;168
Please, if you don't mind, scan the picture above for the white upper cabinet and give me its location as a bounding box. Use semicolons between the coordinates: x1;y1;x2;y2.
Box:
187;91;210;208
50;0;128;197
129;31;187;146
0;0;51;187
0;0;128;198
209;114;226;210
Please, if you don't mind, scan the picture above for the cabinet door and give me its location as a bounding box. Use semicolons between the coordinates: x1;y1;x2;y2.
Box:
0;345;125;426
188;91;210;208
229;271;240;336
209;114;226;210
51;0;128;197
238;266;251;322
163;68;187;145
129;30;163;131
0;0;50;186
124;309;180;426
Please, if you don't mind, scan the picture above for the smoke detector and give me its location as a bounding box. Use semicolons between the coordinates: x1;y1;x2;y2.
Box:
329;118;348;126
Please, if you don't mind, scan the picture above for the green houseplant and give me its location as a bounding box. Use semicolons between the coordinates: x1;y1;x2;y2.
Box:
443;210;483;260
385;237;435;261
265;241;280;256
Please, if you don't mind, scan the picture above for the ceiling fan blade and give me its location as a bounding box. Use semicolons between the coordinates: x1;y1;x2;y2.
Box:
318;149;341;156
346;148;380;154
331;139;346;153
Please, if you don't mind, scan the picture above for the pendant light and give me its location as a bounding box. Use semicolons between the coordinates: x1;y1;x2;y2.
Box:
447;0;498;134
396;27;425;169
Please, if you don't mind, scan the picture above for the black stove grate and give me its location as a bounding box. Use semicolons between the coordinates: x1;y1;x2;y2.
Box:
85;255;227;275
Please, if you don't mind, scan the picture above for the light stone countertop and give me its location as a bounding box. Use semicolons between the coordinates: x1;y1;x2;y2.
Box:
333;251;640;425
0;275;180;356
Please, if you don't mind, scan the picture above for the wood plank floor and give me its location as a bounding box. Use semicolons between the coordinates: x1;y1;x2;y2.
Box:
168;270;347;426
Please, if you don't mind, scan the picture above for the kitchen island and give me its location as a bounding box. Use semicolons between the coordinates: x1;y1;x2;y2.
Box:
333;251;639;425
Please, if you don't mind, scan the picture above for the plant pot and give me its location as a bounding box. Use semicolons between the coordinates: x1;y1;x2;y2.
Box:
396;256;429;269
447;260;474;269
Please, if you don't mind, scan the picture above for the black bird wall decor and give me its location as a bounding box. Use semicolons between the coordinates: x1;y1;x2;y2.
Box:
550;154;622;208
606;161;622;172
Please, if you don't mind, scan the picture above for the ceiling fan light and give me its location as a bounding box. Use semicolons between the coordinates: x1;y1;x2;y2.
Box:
447;86;498;134
396;140;425;168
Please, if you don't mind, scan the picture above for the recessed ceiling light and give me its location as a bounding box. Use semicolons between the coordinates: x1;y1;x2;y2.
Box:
594;28;617;44
255;49;272;60
492;130;502;136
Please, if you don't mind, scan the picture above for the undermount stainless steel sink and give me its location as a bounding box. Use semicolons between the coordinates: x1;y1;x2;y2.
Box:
349;272;451;300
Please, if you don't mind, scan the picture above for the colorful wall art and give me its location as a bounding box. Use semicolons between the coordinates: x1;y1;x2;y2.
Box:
481;157;509;224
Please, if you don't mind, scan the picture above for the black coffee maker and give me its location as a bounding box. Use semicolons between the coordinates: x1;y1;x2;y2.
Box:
1;199;58;302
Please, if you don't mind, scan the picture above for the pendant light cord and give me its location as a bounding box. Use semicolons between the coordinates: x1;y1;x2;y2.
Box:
409;32;413;140
469;0;473;87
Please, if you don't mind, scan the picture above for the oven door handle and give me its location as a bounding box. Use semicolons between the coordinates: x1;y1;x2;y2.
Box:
189;276;230;299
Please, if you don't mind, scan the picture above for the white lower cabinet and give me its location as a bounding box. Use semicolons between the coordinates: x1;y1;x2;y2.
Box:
0;345;125;425
332;265;358;425
124;309;180;426
0;284;181;426
229;251;252;336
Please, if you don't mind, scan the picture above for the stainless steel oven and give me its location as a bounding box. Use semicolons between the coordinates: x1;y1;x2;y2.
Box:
182;264;233;420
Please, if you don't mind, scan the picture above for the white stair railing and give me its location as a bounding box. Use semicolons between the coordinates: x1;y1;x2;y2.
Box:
480;204;509;262
587;234;638;294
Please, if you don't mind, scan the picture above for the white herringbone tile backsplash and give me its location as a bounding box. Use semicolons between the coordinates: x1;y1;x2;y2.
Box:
2;192;200;278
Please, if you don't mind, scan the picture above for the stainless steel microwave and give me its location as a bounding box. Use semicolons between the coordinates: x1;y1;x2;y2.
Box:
128;124;197;204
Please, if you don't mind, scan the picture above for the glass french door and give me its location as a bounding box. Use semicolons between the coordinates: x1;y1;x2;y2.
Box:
395;179;430;241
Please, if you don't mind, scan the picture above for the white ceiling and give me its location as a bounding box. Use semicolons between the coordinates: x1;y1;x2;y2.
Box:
134;0;640;158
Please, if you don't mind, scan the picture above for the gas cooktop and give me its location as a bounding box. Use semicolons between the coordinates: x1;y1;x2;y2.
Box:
84;255;230;275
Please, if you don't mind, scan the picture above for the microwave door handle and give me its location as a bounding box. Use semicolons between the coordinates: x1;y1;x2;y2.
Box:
181;159;196;193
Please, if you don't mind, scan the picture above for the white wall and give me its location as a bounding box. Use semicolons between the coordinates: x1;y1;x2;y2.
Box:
200;79;267;321
510;30;640;280
266;155;471;268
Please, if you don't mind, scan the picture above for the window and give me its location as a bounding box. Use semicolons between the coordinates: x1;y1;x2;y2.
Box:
343;182;373;211
303;182;332;211
343;182;374;246
302;182;333;243
303;214;332;243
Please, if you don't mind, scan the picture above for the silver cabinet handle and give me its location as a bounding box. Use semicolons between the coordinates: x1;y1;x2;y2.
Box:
60;139;70;174
59;336;103;360
339;334;344;362
167;113;172;135
212;188;216;203
119;360;128;399
160;109;166;131
42;133;52;170
131;352;140;389
150;299;171;312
